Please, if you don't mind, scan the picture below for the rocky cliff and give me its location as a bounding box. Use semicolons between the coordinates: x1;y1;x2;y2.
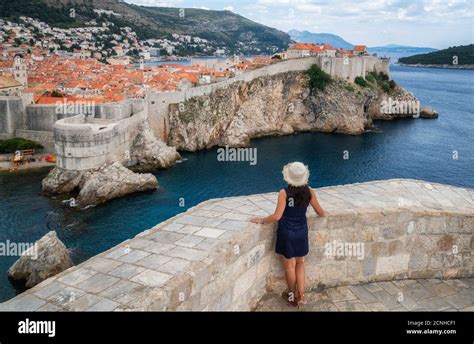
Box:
167;70;430;151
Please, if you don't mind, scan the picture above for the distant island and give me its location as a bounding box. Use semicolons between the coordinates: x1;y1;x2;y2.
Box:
398;44;474;69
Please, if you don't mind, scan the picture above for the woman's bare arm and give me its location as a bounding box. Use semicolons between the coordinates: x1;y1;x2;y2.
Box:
250;189;286;224
309;188;326;217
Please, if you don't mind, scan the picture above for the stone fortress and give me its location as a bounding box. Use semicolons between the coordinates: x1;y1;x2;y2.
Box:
0;55;390;171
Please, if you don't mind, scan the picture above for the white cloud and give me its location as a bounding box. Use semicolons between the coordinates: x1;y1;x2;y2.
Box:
223;5;234;12
125;0;474;48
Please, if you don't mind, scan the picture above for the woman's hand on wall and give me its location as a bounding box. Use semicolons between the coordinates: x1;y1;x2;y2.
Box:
250;217;265;224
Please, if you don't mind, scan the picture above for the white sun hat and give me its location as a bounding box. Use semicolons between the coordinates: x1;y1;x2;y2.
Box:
282;162;310;187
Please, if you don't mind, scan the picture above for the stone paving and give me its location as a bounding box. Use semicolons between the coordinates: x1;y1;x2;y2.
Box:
256;278;474;311
0;179;472;311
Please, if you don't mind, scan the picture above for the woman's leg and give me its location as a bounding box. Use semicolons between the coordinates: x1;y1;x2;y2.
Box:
282;257;297;296
295;257;305;298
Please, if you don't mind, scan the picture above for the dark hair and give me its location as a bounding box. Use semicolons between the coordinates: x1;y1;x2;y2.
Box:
286;184;311;208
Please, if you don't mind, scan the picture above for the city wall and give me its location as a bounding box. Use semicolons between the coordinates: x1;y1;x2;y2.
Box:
0;56;391;165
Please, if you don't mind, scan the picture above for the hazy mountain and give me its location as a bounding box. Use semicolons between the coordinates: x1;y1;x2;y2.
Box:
288;29;354;49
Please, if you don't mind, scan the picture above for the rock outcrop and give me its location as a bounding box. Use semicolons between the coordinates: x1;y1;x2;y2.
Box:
78;162;158;206
420;108;439;119
43;162;158;206
42;168;84;195
8;231;73;288
167;71;429;151
128;121;181;172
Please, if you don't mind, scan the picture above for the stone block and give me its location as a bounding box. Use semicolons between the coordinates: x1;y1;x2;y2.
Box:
76;273;119;294
427;216;447;234
232;265;258;302
381;224;405;240
408;255;429;270
387;240;404;255
375;254;410;275
367;241;387;258
131;269;172;287
362;258;376;277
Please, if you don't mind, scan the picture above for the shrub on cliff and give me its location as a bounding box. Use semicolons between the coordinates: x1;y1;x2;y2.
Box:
354;76;369;88
344;85;355;92
306;65;331;91
0;138;43;154
365;74;376;84
366;71;396;94
382;83;391;93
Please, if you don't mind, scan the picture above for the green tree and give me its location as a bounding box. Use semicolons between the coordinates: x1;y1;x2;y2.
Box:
306;65;331;91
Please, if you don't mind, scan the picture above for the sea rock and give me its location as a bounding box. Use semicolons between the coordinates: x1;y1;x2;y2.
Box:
128;121;181;172
42;167;83;195
8;231;73;288
368;86;420;120
78;162;158;206
42;162;159;206
420;108;439;119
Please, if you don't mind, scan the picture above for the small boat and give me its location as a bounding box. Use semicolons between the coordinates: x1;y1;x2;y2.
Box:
45;155;57;163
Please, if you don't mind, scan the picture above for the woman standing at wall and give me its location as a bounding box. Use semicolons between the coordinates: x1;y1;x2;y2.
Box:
250;162;326;308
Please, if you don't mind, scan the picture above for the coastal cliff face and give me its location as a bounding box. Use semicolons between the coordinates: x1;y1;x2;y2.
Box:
167;71;423;151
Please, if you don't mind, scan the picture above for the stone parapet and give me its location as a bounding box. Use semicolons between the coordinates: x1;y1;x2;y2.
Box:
1;179;472;311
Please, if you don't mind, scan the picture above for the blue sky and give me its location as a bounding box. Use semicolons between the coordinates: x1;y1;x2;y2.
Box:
125;0;473;48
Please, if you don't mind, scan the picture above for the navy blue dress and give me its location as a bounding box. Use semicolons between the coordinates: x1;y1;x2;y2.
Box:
275;187;309;259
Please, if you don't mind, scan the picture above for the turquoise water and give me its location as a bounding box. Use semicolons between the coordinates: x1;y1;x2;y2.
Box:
0;65;472;302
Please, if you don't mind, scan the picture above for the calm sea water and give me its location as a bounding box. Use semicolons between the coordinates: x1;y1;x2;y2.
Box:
0;65;472;302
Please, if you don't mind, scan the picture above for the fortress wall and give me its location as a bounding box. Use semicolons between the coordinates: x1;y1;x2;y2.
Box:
0;97;23;135
365;55;391;76
53;108;148;170
147;56;390;142
25;100;138;134
14;129;54;153
2;56;392;151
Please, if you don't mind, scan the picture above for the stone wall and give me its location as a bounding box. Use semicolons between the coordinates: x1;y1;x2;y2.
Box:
24;99;140;134
1;179;471;311
0;96;24;136
14;129;54;153
267;208;472;292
